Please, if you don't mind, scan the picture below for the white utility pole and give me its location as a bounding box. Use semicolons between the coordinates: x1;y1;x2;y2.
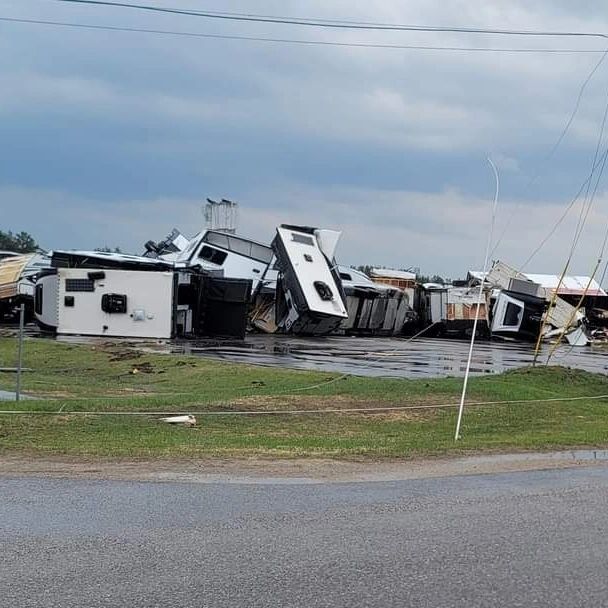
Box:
454;157;500;441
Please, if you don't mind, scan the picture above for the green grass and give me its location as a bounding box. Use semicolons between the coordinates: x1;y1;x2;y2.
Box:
1;336;608;459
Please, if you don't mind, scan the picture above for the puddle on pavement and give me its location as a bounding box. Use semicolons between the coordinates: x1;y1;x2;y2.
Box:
0;390;34;401
461;450;608;464
3;325;608;379
156;335;608;379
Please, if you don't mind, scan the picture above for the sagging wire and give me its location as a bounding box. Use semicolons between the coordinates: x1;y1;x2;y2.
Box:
343;321;444;359
546;198;608;364
490;48;608;260
2;392;608;417
520;147;608;271
533;79;608;364
12;319;445;401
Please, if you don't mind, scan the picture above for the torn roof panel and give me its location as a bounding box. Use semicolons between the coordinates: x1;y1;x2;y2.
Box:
0;254;35;299
524;274;607;297
470;268;607;297
370;268;416;280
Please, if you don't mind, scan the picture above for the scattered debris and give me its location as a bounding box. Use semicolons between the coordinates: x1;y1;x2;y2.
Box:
2;204;601;348
159;415;197;426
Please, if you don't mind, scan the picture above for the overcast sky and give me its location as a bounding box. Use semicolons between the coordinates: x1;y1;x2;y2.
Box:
3;0;608;278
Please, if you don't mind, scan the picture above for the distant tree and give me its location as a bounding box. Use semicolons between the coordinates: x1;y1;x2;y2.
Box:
354;264;374;276
95;246;123;253
0;230;38;253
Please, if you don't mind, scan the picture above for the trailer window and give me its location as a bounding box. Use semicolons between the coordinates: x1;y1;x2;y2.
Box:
204;232;230;250
199;246;228;265
250;243;274;264
291;233;314;246
203;232;273;264
504;302;523;327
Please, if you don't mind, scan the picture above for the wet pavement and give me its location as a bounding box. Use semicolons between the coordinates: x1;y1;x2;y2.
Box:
0;389;33;401
4;466;608;607
156;334;608;378
3;324;608;378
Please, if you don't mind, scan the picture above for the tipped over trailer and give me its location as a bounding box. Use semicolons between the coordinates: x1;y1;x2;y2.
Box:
339;267;413;336
0;253;49;322
35;267;176;338
272;225;348;335
479;261;590;344
418;284;489;338
34;250;252;339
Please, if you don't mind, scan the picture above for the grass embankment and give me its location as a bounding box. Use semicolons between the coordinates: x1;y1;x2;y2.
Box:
0;336;607;458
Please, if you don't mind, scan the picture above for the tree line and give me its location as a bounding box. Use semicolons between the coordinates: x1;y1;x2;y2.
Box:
1;229;123;254
0;230;38;253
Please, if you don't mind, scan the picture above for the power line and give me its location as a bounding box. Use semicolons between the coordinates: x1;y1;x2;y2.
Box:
490;48;608;259
51;0;608;39
519;147;608;271
3;17;604;53
2;392;608;416
524;79;608;272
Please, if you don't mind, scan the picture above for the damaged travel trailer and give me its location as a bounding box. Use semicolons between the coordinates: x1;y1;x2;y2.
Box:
418;284;489;337
272;225;348;335
172;230;274;293
138;222;418;337
472;261;598;344
0;253;49;321
369;268;417;309
35;250;252;339
490;288;546;342
339;267;413;336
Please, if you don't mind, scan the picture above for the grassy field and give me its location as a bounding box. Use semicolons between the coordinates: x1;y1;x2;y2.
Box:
1;335;608;459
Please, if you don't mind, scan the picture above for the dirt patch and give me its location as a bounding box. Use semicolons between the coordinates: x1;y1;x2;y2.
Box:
1;451;606;483
227;394;453;421
107;350;143;363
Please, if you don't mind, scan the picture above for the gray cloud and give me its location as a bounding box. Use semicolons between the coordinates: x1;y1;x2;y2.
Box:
2;0;608;278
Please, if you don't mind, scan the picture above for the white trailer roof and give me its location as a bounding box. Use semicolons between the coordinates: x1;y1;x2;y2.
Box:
370;268;416;280
524;274;607;297
470;268;606;297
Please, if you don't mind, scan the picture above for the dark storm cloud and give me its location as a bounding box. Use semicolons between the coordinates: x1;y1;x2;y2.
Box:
2;0;608;274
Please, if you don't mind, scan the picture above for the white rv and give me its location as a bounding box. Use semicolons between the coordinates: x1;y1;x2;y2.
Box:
35;250;252;339
36;268;176;339
272;225;348;335
174;230;275;293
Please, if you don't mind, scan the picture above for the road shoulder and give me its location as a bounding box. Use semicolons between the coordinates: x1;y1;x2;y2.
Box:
1;450;608;484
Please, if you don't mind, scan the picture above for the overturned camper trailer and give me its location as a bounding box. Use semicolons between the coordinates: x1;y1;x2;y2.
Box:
0;253;49;321
490;288;546;342
271;225;348;335
369;268;416;310
35;250;252;339
417;284;489;337
339;267;413;336
471;261;599;344
138;222;421;337
149;226;417;337
172;230;274;293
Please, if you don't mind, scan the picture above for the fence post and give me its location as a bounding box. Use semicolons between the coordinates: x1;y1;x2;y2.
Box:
16;303;25;402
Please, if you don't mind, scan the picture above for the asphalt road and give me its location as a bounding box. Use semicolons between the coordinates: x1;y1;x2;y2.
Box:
2;466;608;607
